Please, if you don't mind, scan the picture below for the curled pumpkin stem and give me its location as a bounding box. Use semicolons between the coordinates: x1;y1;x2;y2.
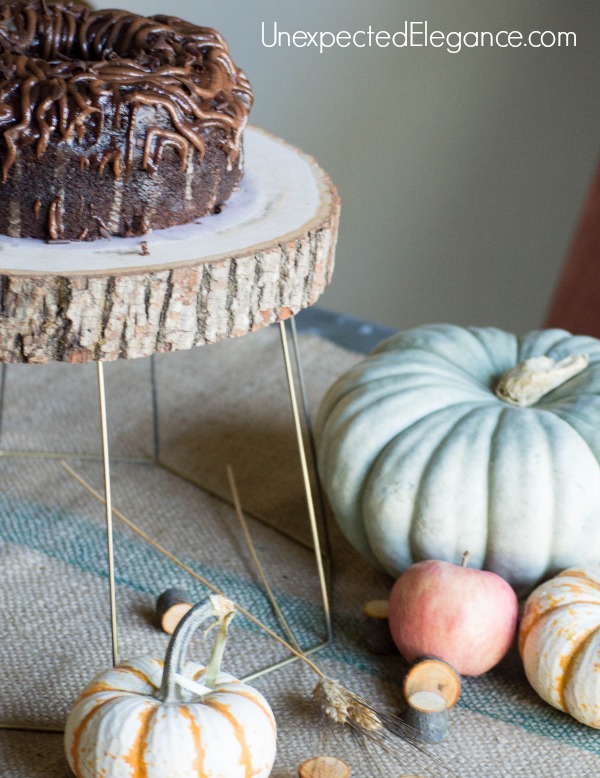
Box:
203;597;236;689
160;595;236;703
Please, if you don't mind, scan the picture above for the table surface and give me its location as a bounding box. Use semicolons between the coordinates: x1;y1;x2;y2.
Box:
296;305;394;354
1;318;600;777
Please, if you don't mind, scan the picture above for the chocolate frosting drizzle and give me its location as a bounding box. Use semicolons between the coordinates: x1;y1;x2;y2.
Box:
0;1;254;182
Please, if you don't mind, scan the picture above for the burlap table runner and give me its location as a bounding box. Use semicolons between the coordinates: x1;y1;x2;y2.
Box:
1;326;599;777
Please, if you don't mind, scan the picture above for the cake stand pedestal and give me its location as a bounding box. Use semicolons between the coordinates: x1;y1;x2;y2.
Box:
0;127;339;729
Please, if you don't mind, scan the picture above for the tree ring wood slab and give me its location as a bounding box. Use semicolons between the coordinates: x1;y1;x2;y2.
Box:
0;127;340;364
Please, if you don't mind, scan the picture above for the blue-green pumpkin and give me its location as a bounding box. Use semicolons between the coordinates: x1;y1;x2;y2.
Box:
316;325;600;590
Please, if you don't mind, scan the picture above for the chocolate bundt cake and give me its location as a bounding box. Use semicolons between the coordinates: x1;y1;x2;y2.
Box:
0;2;253;241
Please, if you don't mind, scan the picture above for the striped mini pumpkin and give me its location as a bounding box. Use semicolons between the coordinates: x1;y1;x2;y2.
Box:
65;597;277;778
519;566;600;728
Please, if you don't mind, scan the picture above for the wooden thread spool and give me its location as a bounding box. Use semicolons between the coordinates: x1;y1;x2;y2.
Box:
363;599;396;654
156;588;193;635
402;658;461;743
298;756;351;778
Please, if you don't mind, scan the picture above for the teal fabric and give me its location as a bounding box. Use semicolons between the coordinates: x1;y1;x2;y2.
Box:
2;495;600;756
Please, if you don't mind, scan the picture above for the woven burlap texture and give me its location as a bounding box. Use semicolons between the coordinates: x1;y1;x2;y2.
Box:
1;326;599;777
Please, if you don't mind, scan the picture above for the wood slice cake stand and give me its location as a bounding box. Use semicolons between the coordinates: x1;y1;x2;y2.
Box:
0;128;339;722
0;126;339;364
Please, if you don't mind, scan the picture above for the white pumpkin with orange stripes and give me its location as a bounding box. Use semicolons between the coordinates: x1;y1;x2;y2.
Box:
65;596;277;777
519;566;600;729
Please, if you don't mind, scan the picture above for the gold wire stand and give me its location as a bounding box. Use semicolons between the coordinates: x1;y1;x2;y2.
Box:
0;318;332;734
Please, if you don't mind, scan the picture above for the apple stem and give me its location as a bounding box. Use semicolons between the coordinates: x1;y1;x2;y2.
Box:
461;550;470;568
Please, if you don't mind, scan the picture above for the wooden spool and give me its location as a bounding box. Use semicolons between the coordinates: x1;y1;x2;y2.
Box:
298;756;351;778
363;599;396;654
0;127;339;364
402;658;461;743
156;588;193;635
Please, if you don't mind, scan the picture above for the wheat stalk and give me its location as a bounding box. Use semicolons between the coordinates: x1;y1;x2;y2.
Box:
61;460;457;776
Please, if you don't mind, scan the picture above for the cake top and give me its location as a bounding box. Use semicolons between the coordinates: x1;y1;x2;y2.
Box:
0;1;253;181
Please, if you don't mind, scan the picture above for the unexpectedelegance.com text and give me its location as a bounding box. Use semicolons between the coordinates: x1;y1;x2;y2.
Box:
261;21;577;55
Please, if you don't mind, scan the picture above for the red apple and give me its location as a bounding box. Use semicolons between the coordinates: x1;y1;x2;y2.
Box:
388;556;518;676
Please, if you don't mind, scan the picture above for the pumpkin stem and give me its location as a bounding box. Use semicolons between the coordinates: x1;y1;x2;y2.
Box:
494;354;588;407
159;595;236;703
203;606;235;689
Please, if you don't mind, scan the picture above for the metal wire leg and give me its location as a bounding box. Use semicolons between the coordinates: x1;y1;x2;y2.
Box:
289;317;333;579
150;354;161;462
97;361;119;666
279;319;332;641
0;362;118;734
0;363;7;447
